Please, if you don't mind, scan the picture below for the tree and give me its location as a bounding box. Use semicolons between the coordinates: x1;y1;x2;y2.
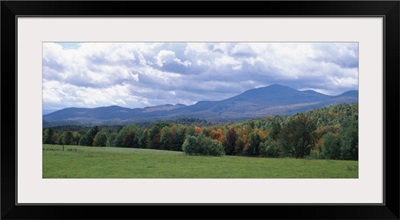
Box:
135;128;147;148
93;131;107;147
201;127;212;137
182;134;224;156
194;126;202;134
269;122;281;140
245;129;261;156
321;132;341;159
186;126;196;136
43;128;55;144
63;131;74;145
114;125;137;147
224;127;238;155
172;126;186;151
78;134;90;146
278;114;316;158
234;136;245;155
147;125;161;149
340;119;358;160
260;138;280;158
106;132;117;147
125;131;137;147
86;126;99;146
210;128;225;142
56;135;64;145
72;131;81;145
160;126;171;150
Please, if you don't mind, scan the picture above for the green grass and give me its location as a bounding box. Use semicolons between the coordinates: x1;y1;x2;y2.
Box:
43;144;358;178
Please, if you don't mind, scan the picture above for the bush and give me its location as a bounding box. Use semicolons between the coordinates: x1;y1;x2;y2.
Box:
321;132;341;159
260;139;280;158
307;149;321;159
339;120;358;160
182;135;224;156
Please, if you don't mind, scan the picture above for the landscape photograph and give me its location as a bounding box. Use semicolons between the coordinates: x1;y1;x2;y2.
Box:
42;42;359;178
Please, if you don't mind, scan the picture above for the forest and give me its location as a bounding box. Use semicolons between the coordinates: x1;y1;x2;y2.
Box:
43;103;358;160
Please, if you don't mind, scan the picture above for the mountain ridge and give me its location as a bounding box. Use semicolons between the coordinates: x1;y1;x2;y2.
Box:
43;84;358;126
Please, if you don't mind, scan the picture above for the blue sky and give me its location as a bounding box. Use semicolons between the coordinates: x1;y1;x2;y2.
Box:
42;42;358;111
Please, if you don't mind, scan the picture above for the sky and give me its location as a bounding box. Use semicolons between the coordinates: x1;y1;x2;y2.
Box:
42;42;358;111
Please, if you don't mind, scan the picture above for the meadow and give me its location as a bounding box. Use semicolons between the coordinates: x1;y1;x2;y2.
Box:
43;144;358;178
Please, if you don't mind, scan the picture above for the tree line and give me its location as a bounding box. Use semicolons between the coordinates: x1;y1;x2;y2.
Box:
43;103;358;160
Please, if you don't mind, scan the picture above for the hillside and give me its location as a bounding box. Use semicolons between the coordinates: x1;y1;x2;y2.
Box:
43;103;359;161
43;84;358;126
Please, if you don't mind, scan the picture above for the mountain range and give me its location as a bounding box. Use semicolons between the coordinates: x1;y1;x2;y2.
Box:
43;84;358;126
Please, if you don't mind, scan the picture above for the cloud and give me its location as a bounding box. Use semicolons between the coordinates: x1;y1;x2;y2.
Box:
43;42;358;110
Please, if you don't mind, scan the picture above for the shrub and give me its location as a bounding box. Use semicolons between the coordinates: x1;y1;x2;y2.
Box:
182;135;224;156
321;132;341;159
260;139;280;158
307;149;321;159
339;119;358;160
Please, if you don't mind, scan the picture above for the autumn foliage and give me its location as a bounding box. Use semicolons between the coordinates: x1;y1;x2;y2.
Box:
43;103;358;160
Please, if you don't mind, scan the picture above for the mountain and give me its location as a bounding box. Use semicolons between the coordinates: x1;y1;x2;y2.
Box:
43;84;358;126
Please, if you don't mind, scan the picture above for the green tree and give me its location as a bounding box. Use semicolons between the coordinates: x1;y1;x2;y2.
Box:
93;131;107;147
172;126;186;151
114;125;137;147
234;137;245;155
340;119;358;160
147;125;161;149
63;131;74;145
260;138;280;158
269;122;281;140
245;129;261;156
160;126;171;150
106;132;117;147
224;127;238;155
321;132;341;159
72;131;81;145
86;126;99;146
78;134;90;146
186;126;196;136
56;134;64;145
135;128;147;148
43;128;55;144
182;134;224;156
201;127;212;137
278;114;316;158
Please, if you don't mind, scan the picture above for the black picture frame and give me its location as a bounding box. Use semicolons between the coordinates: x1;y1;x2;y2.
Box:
1;1;399;219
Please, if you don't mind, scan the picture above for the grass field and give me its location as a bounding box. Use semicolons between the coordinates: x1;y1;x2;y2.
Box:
43;144;358;178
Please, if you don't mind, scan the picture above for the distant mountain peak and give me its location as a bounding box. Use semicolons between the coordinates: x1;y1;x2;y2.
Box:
302;90;318;93
256;84;297;92
43;84;358;126
337;90;358;97
267;84;289;88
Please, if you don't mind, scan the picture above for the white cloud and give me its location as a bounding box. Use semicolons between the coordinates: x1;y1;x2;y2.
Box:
184;43;210;54
43;42;359;110
214;55;242;70
43;79;144;109
230;43;254;56
156;49;192;67
330;76;358;87
156;50;176;67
